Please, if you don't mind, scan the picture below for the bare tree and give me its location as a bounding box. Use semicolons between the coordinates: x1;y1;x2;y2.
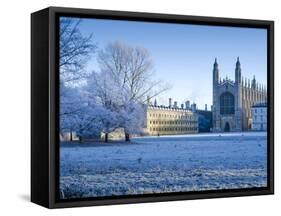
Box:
98;41;171;104
59;17;96;85
86;71;125;142
59;17;96;140
97;41;171;141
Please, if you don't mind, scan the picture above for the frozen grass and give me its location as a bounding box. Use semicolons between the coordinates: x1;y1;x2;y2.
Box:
60;132;267;199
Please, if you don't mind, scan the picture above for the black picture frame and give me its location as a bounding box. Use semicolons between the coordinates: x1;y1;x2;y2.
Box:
31;6;274;209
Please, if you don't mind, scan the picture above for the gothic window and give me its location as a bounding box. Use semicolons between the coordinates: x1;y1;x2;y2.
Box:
220;92;235;114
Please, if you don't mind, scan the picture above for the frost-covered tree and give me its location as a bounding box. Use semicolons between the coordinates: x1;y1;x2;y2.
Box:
86;70;125;142
59;17;96;85
86;67;147;141
59;86;94;141
59;17;96;140
72;106;115;142
60;84;118;142
119;101;145;141
60;38;170;142
96;41;170;141
98;41;170;103
60;84;83;139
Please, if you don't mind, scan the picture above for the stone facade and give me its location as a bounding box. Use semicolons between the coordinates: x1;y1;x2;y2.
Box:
251;103;267;131
212;57;267;132
144;105;198;136
196;109;213;132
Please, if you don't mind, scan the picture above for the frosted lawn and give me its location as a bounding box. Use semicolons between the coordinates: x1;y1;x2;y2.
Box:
60;132;267;199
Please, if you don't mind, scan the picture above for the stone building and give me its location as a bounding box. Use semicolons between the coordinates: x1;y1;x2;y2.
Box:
212;57;267;132
144;99;198;136
196;108;213;132
251;102;267;131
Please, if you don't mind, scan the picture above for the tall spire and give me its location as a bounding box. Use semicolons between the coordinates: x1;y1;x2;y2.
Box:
236;56;240;65
235;56;241;84
251;75;256;89
213;57;219;84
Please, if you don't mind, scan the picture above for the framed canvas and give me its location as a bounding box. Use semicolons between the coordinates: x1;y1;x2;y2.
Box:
31;6;274;208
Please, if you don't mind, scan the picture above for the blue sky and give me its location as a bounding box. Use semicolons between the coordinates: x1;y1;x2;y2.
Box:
66;17;267;110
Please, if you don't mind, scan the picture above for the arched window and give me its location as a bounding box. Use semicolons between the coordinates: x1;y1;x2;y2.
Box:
220;92;234;114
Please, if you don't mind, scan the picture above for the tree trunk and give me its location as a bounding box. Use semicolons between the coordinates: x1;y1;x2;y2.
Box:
105;133;109;142
125;133;130;142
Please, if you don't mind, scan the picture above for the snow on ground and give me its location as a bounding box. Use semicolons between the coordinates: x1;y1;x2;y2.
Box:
60;132;267;199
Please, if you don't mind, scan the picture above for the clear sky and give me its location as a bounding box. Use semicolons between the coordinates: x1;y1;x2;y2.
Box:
69;17;267;110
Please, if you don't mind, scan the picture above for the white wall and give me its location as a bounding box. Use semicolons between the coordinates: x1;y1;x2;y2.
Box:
0;0;279;215
252;107;267;130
